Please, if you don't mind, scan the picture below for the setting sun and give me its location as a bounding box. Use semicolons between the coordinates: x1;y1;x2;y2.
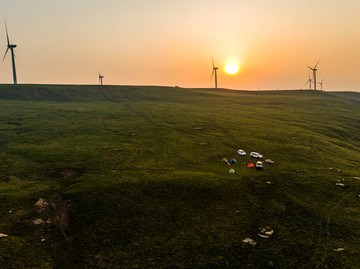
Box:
224;64;240;75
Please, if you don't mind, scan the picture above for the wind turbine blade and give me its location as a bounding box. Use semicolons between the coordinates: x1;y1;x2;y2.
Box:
211;69;214;80
5;20;10;46
2;48;9;62
307;66;313;70
314;60;320;69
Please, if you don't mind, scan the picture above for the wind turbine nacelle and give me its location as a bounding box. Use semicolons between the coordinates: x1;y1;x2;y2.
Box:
9;44;17;48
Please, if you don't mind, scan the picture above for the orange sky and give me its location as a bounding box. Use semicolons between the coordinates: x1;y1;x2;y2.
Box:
0;0;359;91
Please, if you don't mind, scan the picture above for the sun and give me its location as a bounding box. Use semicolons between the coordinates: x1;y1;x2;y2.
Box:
224;64;240;75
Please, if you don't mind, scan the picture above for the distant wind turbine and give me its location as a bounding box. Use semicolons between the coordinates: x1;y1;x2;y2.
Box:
211;57;218;88
318;79;324;91
307;60;319;90
98;72;104;85
305;73;312;90
2;20;17;84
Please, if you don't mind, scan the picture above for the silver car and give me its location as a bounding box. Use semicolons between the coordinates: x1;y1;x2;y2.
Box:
250;152;263;159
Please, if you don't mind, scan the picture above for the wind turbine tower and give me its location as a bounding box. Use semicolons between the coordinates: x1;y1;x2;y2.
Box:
305;73;312;90
307;61;319;90
98;72;104;85
318;79;324;91
2;21;17;84
211;57;218;88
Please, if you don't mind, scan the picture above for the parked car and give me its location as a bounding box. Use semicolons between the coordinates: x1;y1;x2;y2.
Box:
237;149;246;156
256;161;263;170
250;152;263;159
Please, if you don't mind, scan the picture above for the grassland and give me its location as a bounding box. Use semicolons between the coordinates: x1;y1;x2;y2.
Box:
0;84;359;268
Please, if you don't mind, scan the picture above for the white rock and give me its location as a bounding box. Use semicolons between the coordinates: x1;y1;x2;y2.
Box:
243;238;257;246
258;234;270;238
32;219;45;225
0;233;8;237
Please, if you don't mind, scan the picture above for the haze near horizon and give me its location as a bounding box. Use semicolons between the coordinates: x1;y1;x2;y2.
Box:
0;0;359;91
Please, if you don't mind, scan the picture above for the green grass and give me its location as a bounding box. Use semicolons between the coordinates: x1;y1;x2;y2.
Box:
0;84;359;268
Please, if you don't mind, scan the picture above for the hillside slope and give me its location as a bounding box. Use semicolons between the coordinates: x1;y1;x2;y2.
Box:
0;85;359;268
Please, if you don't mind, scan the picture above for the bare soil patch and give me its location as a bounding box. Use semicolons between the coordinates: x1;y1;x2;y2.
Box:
53;168;81;178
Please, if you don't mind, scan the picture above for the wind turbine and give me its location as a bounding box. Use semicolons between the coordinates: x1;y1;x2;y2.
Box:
318;78;324;91
98;72;104;85
3;20;17;84
211;57;218;88
307;60;319;90
304;73;312;90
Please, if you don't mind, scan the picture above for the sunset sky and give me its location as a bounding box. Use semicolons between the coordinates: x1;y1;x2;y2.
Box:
0;0;359;91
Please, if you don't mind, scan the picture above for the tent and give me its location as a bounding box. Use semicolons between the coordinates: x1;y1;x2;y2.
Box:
222;158;230;165
230;158;237;164
229;169;235;174
247;163;254;168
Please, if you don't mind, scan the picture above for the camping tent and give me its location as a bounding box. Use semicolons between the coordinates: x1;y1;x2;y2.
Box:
247;163;254;168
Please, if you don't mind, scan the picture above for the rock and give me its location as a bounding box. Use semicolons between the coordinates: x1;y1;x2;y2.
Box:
243;238;257;246
130;133;137;136
353;177;360;180
336;183;346;187
41;238;46;242
199;142;208;145
32;219;45;225
258;234;270;238
193;127;202;130
266;181;271;185
35;198;45;207
265;159;275;164
0;233;8;237
258;227;274;238
334;248;344;252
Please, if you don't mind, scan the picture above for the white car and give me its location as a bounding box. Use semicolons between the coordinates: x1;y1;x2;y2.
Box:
256;161;263;170
237;149;246;156
250;152;263;159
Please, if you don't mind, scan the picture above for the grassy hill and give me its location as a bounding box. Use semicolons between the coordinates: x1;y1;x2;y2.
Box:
0;84;359;268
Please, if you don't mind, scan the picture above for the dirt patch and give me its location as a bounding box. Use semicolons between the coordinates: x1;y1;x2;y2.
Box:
289;170;304;175
31;195;73;242
54;168;81;178
50;196;72;242
35;198;49;213
1;177;11;182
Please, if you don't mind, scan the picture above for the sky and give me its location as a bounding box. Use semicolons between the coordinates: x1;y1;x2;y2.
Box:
0;0;359;91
